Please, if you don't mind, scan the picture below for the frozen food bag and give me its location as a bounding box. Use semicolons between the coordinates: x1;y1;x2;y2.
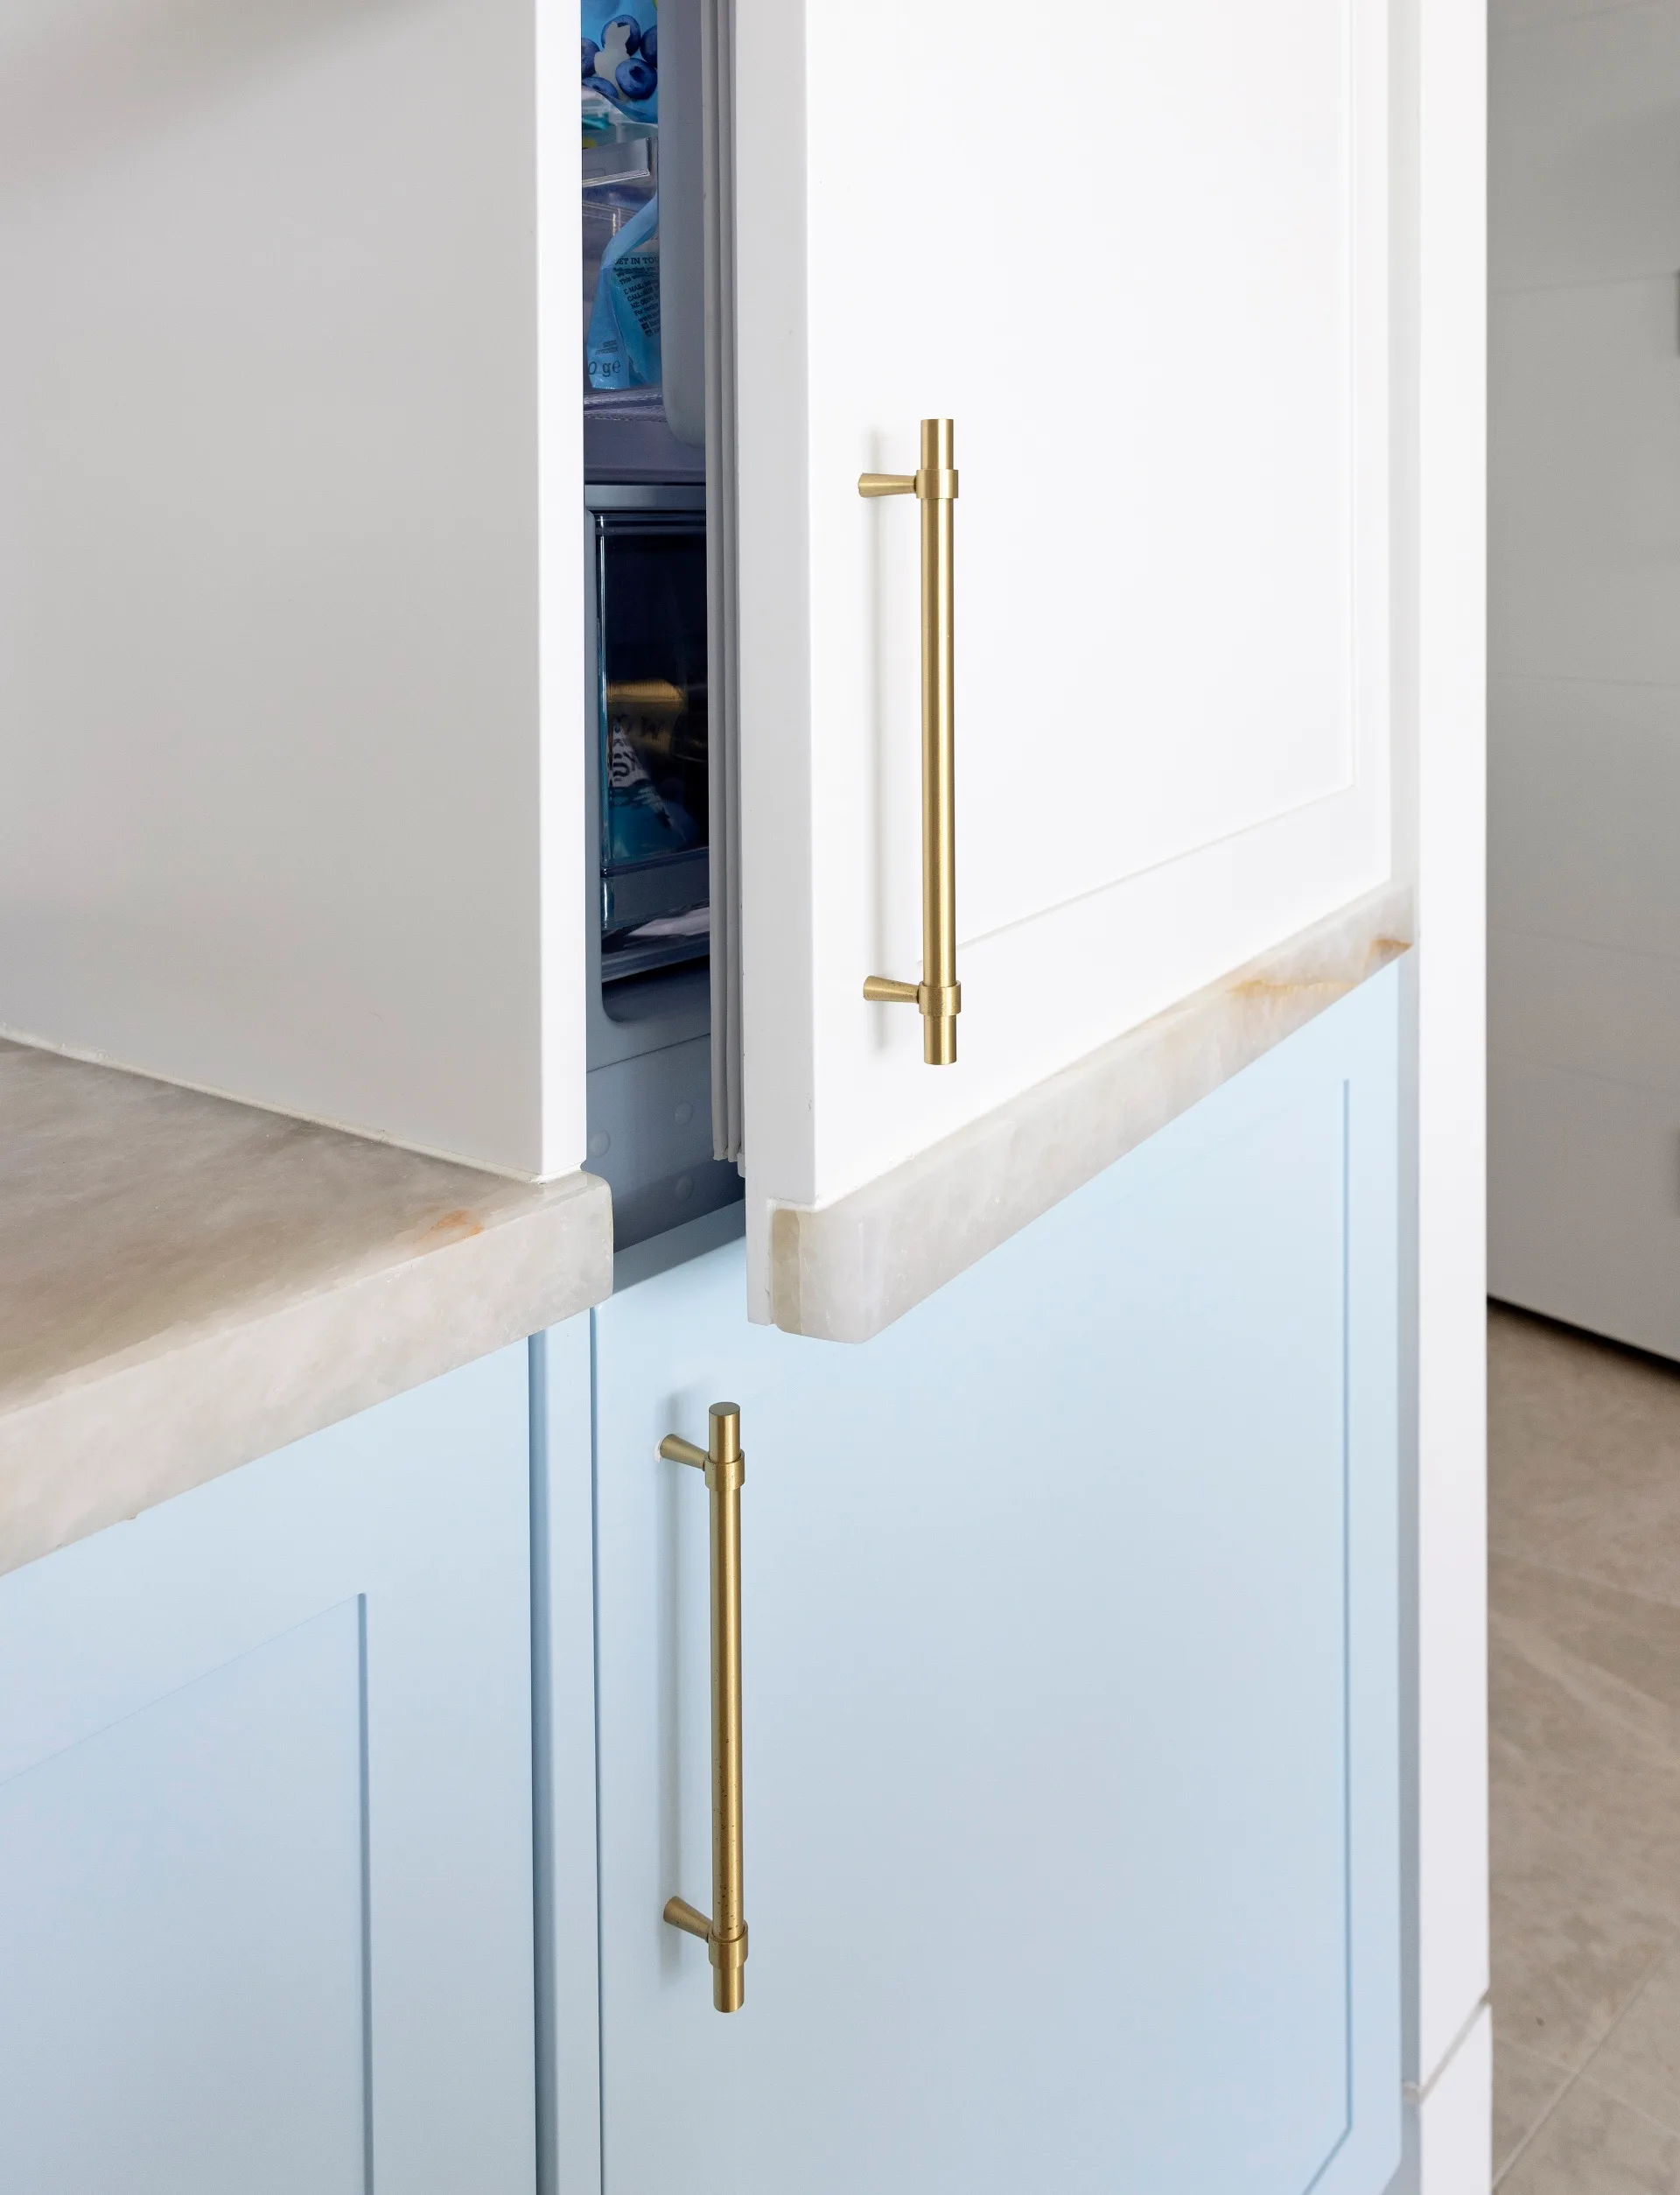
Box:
587;191;662;391
606;715;699;863
582;5;659;126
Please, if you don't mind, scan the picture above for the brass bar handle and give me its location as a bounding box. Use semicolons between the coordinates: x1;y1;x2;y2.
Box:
859;419;961;1067
658;1403;747;2013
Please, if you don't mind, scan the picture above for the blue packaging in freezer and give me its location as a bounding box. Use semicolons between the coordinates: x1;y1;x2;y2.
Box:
582;5;659;128
588;193;662;392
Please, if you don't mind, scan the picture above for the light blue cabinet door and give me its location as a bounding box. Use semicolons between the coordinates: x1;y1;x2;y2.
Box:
591;972;1399;2195
0;1343;538;2195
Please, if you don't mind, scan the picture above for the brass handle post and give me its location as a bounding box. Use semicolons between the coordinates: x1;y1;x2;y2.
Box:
658;1403;748;2013
859;419;961;1066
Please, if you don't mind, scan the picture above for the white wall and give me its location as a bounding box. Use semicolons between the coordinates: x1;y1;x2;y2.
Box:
1488;0;1680;1352
0;0;584;1179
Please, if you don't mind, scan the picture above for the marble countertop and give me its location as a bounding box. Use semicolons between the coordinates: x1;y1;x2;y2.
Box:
772;881;1413;1343
0;1040;612;1579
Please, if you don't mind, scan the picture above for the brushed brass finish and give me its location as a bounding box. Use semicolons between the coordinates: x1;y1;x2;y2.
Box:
916;979;962;1020
660;1401;748;2013
859;419;961;1065
662;1896;711;1942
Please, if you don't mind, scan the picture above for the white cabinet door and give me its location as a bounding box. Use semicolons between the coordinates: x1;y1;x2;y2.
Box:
730;0;1394;1287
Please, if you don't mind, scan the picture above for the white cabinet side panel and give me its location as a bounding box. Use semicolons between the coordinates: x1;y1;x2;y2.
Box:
0;0;580;1176
536;0;588;1180
1417;2004;1492;2195
1414;0;1490;2092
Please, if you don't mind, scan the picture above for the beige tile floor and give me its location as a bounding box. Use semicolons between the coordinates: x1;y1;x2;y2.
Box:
1490;1305;1680;2190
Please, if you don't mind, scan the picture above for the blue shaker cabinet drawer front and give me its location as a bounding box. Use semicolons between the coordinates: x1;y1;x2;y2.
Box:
0;1344;538;2195
587;970;1401;2195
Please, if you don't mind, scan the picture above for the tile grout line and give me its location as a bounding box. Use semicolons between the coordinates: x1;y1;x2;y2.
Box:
1495;2055;1580;2190
1489;1967;1668;2195
1489;1806;1680;2184
1488;1540;1680;1618
1572;1930;1680;2131
1571;2076;1680;2148
1592;1930;1678;2064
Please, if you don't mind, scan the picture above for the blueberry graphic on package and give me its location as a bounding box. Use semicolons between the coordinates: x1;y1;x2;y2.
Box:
599;14;655;103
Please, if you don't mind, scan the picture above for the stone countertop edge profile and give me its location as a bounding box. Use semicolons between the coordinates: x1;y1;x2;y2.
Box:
771;880;1414;1344
0;1037;613;1580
